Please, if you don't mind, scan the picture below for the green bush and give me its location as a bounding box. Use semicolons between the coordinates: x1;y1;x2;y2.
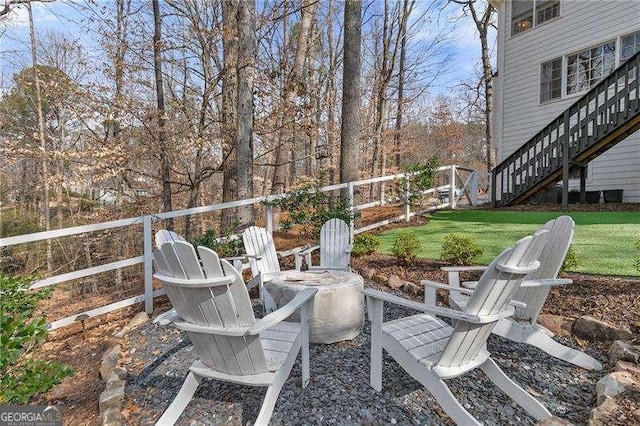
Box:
264;182;352;236
391;234;420;265
560;246;579;273
440;234;483;265
634;239;640;273
401;156;440;206
352;233;380;257
0;274;72;403
191;222;244;257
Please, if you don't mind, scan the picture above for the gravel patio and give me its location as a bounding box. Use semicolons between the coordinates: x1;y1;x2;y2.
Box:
122;283;602;425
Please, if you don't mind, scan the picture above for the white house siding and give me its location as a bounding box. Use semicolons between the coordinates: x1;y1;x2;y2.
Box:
495;0;640;201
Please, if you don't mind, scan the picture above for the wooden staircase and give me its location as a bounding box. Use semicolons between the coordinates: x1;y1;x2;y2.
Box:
492;50;640;207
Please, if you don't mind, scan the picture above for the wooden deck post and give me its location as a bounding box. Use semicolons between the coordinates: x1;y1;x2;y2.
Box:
579;166;587;204
562;111;570;208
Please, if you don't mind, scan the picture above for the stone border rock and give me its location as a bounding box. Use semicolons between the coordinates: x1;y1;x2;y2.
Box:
589;340;640;424
99;312;149;426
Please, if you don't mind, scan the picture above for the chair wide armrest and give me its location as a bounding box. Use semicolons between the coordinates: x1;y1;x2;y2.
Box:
295;245;319;256
248;288;318;335
362;288;498;323
420;280;475;295
440;265;488;273
519;278;573;287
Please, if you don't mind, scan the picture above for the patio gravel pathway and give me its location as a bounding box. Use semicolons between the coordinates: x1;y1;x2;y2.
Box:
124;285;603;425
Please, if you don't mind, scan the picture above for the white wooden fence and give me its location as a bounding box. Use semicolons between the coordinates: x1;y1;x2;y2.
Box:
0;165;482;330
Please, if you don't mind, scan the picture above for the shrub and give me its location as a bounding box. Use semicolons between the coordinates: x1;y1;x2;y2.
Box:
191;222;244;257
352;233;380;257
634;239;640;274
391;234;420;265
560;245;579;274
263;181;352;236
0;274;72;403
440;234;483;266
401;156;440;206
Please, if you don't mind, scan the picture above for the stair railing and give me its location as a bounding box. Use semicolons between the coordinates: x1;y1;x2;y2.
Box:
492;49;640;207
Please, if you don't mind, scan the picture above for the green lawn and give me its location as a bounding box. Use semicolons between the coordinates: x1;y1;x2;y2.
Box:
377;210;640;277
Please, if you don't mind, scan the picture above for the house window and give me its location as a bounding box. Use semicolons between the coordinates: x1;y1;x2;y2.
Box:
540;58;562;102
621;30;640;61
512;1;533;35
536;0;560;25
566;41;615;95
512;0;560;36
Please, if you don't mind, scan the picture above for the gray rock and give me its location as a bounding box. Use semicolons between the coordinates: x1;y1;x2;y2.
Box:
595;371;638;405
387;275;404;289
609;340;640;364
101;407;123;426
100;345;121;382
614;360;640;377
537;314;574;338
372;274;388;285
361;268;377;280
403;282;421;295
588;396;619;426
537;416;575;425
106;373;125;390
573;316;633;342
99;382;125;415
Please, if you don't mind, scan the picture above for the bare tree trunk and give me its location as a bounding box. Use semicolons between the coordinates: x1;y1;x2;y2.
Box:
152;0;173;226
235;0;255;226
326;0;338;181
26;1;52;273
340;0;362;202
394;0;413;169
271;0;318;194
221;0;239;228
369;0;402;200
456;0;496;172
471;1;496;172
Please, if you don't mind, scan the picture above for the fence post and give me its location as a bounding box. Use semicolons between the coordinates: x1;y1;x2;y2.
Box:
470;171;478;206
143;215;153;314
449;165;457;209
265;201;274;234
404;175;410;222
347;182;355;242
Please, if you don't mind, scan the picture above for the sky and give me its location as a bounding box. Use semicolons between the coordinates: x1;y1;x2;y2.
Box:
0;0;496;101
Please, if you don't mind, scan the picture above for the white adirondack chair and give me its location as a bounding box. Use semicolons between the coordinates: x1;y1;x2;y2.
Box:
241;226;287;312
364;231;553;425
295;218;353;271
152;240;316;425
437;216;602;370
155;229;186;248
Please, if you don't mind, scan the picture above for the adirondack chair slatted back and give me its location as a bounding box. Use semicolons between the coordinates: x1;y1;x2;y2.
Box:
320;219;351;268
513;216;574;322
243;226;281;277
437;231;549;368
153;241;269;376
155;229;186;249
